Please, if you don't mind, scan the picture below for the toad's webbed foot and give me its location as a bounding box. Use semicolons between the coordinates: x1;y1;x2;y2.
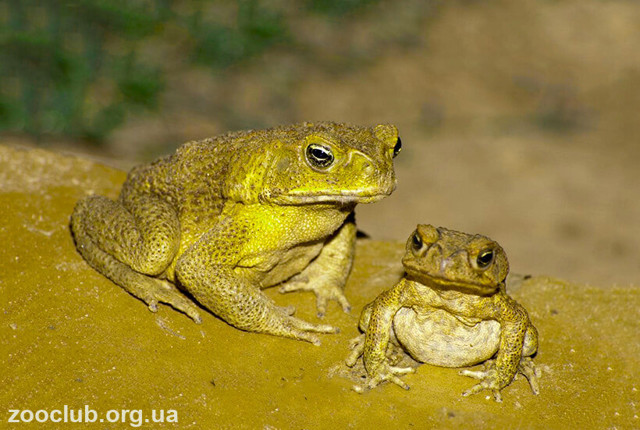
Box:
515;356;541;395
460;357;540;402
279;275;351;318
460;360;504;402
352;362;415;393
141;278;203;324
268;310;339;345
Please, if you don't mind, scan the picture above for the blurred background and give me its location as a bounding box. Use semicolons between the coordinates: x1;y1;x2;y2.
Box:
1;0;639;286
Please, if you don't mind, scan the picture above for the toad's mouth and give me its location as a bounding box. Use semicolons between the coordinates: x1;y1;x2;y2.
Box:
403;263;499;296
262;188;395;205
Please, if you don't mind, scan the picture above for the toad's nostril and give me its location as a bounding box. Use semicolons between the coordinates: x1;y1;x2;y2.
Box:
350;152;374;175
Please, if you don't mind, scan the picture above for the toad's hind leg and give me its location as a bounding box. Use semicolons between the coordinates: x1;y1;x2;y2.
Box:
70;195;202;322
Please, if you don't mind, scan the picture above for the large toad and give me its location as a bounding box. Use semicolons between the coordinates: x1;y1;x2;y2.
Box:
347;224;539;401
71;122;401;344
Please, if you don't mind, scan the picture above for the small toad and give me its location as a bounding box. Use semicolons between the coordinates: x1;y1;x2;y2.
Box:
346;224;539;401
71;122;401;344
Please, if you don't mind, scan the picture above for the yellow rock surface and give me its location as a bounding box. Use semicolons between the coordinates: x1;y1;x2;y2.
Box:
1;145;638;428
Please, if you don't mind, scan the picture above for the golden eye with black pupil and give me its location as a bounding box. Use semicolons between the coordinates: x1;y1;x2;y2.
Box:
411;232;422;251
306;144;334;168
393;137;402;158
476;249;494;268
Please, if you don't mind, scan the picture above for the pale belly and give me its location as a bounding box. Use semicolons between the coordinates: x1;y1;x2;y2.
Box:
393;308;501;367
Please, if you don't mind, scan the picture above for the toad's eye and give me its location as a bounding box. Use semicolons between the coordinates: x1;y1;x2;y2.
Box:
411;232;422;251
393;137;402;158
306;144;334;169
476;249;494;268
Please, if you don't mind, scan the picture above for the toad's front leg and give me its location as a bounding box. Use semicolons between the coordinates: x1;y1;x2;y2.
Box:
460;304;539;401
175;235;337;344
279;216;356;317
349;280;419;391
460;355;540;402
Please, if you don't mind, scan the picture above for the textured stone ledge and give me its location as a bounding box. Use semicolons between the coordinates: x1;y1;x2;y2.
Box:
1;145;638;428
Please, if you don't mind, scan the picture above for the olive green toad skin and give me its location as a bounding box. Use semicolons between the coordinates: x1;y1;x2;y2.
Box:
71;122;401;344
347;224;539;401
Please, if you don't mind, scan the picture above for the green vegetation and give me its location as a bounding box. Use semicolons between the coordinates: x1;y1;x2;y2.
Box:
0;0;379;143
306;0;379;16
189;1;289;69
0;0;167;142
